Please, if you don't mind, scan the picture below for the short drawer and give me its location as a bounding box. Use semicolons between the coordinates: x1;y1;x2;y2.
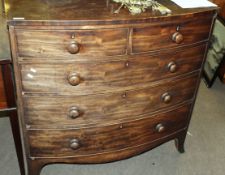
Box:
15;28;128;58
132;15;213;53
28;104;191;158
20;45;205;95
23;74;198;128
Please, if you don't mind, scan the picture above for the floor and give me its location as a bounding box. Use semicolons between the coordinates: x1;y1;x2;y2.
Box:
0;79;224;175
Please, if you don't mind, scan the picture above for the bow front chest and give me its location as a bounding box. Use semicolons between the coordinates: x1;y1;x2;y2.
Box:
6;0;218;174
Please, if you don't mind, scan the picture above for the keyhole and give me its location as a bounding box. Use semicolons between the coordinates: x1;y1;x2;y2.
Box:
122;92;127;98
71;33;75;39
125;61;129;68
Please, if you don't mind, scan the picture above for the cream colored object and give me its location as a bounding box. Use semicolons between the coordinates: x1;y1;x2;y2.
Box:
171;0;217;8
113;0;171;15
153;3;171;15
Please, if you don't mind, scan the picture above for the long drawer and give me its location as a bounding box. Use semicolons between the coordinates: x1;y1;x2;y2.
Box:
28;104;191;158
23;74;198;128
20;45;205;95
132;14;213;53
15;28;128;58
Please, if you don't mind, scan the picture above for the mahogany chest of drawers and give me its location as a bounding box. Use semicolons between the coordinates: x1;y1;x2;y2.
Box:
6;0;218;174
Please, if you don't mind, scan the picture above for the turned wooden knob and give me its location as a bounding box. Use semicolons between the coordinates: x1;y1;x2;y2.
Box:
68;72;81;86
67;41;79;54
167;61;177;73
70;139;80;150
68;107;80;119
161;92;172;104
172;32;184;44
156;123;165;133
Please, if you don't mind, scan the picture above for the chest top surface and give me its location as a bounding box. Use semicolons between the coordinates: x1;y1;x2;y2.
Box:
5;0;218;25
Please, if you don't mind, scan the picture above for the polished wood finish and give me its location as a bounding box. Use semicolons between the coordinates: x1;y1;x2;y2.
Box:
132;15;212;53
23;74;198;128
28;104;191;158
6;1;218;175
5;0;217;25
212;0;225;20
16;29;128;57
26;129;187;175
20;45;206;95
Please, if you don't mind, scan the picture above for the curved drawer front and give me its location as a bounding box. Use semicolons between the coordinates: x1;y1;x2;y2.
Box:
24;74;198;128
28;104;191;158
20;45;205;95
132;15;213;53
15;28;128;58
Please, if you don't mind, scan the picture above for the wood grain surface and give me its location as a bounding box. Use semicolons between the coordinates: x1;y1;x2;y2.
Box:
132;15;213;53
6;1;218;174
23;73;198;129
5;0;218;26
28;104;191;158
16;28;128;58
20;45;205;95
211;0;225;19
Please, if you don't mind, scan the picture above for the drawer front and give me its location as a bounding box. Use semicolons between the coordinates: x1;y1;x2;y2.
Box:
132;15;213;53
24;74;198;128
20;45;205;95
16;28;128;57
28;104;191;157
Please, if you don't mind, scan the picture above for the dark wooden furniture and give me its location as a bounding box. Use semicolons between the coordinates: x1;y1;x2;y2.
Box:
0;60;25;175
1;4;25;174
6;0;218;175
212;0;225;19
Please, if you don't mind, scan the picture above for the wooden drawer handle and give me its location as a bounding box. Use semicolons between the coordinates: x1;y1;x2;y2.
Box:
70;139;80;150
67;41;80;54
161;92;172;104
68;72;81;86
68;107;80;119
172;32;184;44
167;61;177;73
156;123;165;133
